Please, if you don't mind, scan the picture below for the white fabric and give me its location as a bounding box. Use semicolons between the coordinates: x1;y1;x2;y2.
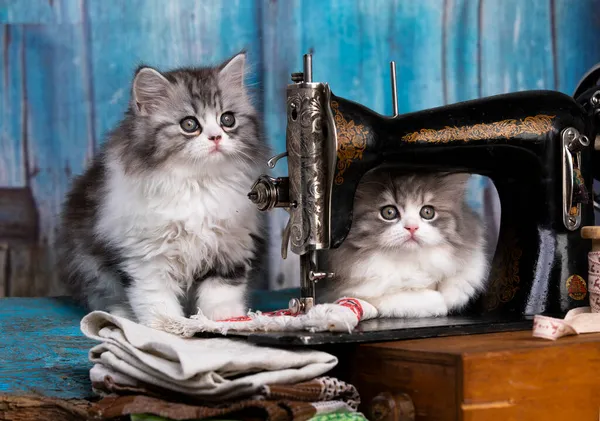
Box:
81;311;338;400
153;298;379;337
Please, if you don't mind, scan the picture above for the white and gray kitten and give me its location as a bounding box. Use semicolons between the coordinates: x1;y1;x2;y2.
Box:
57;52;269;326
318;169;489;318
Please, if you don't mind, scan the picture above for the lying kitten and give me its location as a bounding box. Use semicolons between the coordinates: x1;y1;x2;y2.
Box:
57;52;269;326
318;170;489;317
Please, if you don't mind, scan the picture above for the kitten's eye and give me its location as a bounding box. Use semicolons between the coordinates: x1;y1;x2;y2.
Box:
380;205;399;221
420;205;435;220
180;117;201;134
220;112;236;128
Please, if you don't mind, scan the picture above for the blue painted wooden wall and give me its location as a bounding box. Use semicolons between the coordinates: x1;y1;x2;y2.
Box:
1;0;600;294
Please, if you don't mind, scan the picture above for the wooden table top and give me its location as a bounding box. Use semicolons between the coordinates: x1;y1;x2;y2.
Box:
0;290;298;401
0;297;94;400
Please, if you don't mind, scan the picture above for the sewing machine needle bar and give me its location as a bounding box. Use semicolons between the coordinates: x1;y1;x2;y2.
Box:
390;61;398;117
303;54;313;83
300;251;317;301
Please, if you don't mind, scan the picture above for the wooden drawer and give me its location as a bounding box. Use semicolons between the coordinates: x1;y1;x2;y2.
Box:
348;330;600;421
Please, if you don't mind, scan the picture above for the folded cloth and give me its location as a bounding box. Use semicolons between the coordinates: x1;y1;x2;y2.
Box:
153;298;378;338
91;376;360;421
81;311;338;400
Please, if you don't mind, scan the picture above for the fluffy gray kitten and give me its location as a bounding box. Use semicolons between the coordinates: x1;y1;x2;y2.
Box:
318;169;489;318
57;52;269;326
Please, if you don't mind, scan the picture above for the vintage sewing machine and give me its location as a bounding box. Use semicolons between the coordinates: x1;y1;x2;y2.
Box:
246;53;600;346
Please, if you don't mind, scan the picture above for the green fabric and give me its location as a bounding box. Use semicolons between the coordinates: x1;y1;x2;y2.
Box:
308;413;368;421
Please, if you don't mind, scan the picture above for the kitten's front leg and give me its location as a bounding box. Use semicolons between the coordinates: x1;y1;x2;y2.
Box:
437;277;477;313
195;276;248;321
124;260;185;326
371;289;448;318
437;258;487;312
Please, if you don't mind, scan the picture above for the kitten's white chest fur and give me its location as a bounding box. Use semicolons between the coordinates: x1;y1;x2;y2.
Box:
96;160;258;288
326;239;488;318
335;246;457;298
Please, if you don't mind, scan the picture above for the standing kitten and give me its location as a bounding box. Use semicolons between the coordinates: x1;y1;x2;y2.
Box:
57;52;269;326
318;169;489;318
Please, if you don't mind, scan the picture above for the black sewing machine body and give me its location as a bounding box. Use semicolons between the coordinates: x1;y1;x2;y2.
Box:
326;90;593;317
244;55;600;346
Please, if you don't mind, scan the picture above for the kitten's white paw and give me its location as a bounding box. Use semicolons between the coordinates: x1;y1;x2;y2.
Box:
305;303;359;332
438;282;471;311
426;301;449;317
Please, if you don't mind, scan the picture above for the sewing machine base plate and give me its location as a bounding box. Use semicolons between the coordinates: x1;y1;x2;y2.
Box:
227;314;535;346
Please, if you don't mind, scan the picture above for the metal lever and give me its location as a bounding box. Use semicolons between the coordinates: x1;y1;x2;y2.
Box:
267;151;288;169
562;127;589;230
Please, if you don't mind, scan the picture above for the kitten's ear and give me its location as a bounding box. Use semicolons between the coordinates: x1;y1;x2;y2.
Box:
132;66;170;115
218;51;246;88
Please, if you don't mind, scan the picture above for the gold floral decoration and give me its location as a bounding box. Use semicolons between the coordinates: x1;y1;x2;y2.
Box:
402;115;556;143
331;101;369;185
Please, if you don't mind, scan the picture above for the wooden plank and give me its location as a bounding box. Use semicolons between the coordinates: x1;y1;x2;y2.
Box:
0;25;26;187
7;245;57;297
480;0;555;96
0;297;93;400
0;0;81;24
553;0;600;94
0;395;92;421
0;188;38;243
19;22;91;296
261;0;302;289
443;0;480;104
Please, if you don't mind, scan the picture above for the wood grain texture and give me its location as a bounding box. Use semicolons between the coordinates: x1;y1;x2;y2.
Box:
461;335;600;420
18;23;92;296
554;0;600;94
0;395;92;421
0;297;93;400
350;330;600;421
0;0;81;24
0;25;25;187
480;0;555;96
443;0;480;104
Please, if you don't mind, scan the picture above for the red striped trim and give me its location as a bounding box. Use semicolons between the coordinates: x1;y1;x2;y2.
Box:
335;298;364;321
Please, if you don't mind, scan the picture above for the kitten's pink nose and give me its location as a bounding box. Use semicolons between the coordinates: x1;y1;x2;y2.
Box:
208;135;222;144
405;226;419;235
